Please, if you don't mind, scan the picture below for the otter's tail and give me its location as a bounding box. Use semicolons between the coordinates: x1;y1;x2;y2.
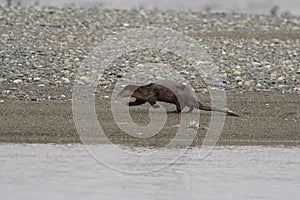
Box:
198;101;239;117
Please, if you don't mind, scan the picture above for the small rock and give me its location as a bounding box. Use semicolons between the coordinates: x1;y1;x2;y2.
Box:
188;121;199;130
278;84;286;89
235;76;242;81
277;76;285;82
264;65;272;69
256;83;263;88
200;88;208;93
293;88;300;92
238;81;243;86
228;52;235;57
270;73;277;79
61;77;70;83
80;76;90;82
271;38;280;44
244;81;251;87
224;41;231;46
48;96;58;100
190;75;196;79
248;87;254;92
33;77;41;82
13;79;22;84
233;70;241;75
251;62;261;67
63;70;71;76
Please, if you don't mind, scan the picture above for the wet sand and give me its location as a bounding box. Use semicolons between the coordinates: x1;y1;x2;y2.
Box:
0;91;299;146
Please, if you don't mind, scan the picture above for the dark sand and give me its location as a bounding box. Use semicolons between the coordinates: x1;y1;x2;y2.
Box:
0;91;299;146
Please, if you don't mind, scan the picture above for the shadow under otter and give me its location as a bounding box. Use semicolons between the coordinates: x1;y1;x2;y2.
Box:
118;80;239;116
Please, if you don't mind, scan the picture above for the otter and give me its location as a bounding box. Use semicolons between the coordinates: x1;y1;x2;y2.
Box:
118;80;239;116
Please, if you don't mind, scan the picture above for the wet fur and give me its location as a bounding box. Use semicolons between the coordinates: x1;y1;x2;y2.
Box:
118;80;239;116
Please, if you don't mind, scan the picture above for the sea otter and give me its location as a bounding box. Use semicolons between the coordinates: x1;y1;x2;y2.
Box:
118;80;239;116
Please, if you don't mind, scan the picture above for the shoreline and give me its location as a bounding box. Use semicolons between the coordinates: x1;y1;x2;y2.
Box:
1;91;299;146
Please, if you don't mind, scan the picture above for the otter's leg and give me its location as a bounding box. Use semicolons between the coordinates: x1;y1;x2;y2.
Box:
175;102;182;113
146;95;159;108
128;99;146;106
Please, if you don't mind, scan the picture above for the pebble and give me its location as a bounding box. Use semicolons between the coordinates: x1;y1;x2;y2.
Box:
188;121;200;130
251;62;261;67
256;83;263;88
244;81;251;87
293;88;300;92
270;73;277;79
80;76;90;82
48;96;58;100
13;79;22;84
233;70;242;75
0;6;299;101
61;77;70;83
277;76;285;82
235;76;242;81
33;77;41;82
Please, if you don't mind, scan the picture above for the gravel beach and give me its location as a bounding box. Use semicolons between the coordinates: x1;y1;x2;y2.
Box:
0;6;299;145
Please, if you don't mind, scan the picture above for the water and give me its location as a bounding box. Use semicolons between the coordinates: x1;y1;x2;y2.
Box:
1;0;300;15
0;143;299;200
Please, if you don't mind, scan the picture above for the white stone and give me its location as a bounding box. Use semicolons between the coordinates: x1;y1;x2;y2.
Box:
33;77;41;81
13;79;22;84
233;70;241;75
277;76;285;81
61;77;70;83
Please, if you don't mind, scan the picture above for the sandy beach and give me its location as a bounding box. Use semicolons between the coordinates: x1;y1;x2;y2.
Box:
0;91;299;145
0;6;299;145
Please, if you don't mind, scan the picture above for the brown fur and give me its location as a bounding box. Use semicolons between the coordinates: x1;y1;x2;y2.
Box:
118;80;239;116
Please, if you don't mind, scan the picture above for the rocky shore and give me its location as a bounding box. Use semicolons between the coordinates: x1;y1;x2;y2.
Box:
0;6;299;145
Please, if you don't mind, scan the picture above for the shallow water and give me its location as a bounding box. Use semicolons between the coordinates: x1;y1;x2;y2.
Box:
0;143;299;200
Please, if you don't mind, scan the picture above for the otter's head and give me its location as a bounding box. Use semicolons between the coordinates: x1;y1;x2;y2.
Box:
117;85;140;97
